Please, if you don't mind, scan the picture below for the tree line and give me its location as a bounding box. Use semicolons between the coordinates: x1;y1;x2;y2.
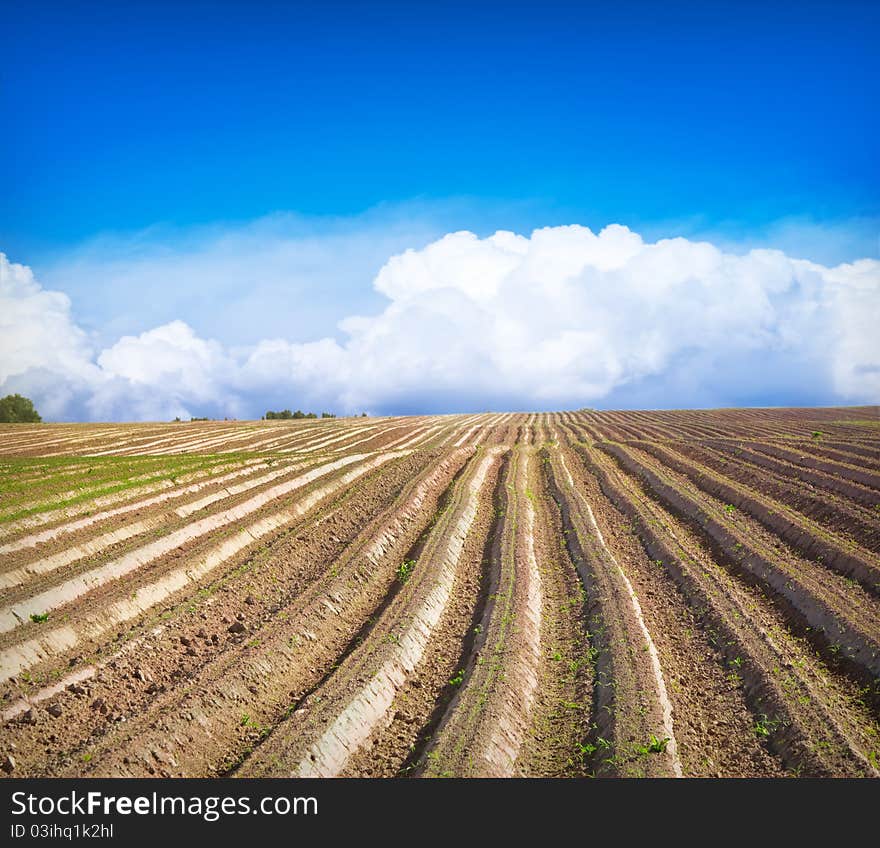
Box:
0;394;42;423
264;410;336;420
0;394;367;424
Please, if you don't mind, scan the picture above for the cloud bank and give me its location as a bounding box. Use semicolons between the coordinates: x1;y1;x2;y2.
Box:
34;208;459;350
1;224;878;420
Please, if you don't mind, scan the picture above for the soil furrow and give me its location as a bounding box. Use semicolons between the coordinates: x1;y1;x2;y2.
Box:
744;441;880;490
600;442;880;680
636;442;880;592
414;445;568;776
0;461;273;555
0;452;407;684
573;437;877;776
660;441;880;553
2;410;876;779
26;451;468;777
543;437;678;777
237;448;503;777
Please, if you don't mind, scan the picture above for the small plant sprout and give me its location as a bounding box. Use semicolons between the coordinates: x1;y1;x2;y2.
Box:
575;741;597;757
634;735;669;756
449;669;465;686
753;715;779;737
30;613;49;624
648;734;670;754
724;504;736;515
396;559;416;583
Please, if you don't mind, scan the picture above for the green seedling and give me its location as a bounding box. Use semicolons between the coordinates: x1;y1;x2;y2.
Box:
754;715;779;737
30;613;49;623
449;669;465;686
575;741;597;757
396;559;416;583
648;734;670;754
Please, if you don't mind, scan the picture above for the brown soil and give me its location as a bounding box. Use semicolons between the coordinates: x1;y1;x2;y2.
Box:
1;408;877;778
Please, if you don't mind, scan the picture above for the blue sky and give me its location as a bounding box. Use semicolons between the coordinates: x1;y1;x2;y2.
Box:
1;1;878;419
3;0;878;253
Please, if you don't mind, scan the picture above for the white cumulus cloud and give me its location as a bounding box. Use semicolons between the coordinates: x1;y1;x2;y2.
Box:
1;223;878;422
0;253;96;385
98;321;233;407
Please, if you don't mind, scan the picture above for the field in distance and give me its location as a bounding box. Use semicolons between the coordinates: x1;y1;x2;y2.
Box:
0;407;878;778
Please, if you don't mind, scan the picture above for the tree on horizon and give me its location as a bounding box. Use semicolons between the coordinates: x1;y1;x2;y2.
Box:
0;394;42;423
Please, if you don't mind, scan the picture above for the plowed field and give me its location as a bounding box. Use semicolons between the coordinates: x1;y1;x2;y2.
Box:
1;407;878;777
